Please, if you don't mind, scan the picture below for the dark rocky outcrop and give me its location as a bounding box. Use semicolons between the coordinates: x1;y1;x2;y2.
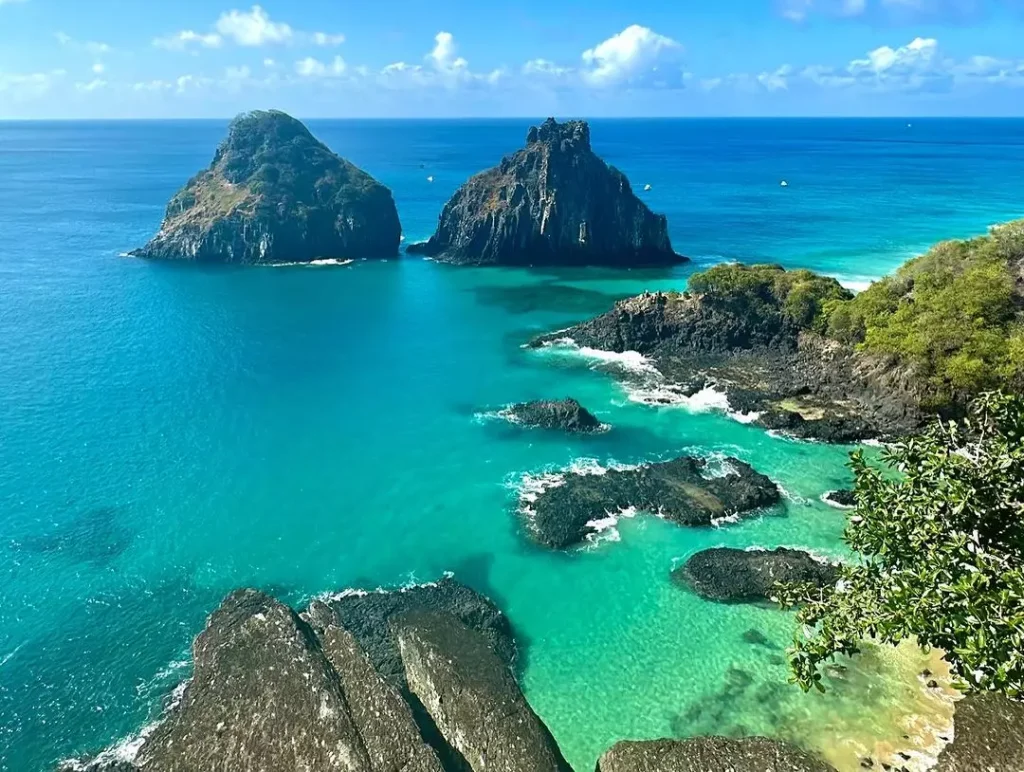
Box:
63;580;528;772
674;547;839;603
530;284;924;442
133;589;378;771
407;118;683;267
933;693;1024;771
398;613;571;772
596;737;836;772
131;110;401;263
522;456;780;550
305;577;517;690
823;489;856;508
503;398;604;432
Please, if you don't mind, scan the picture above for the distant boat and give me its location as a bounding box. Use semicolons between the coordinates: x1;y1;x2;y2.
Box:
427;176;434;183
643;183;652;191
780;180;789;187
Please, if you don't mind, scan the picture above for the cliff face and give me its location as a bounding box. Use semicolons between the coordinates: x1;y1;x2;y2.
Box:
132;110;401;264
408;118;683;267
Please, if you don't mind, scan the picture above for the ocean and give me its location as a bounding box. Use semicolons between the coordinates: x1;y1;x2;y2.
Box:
1;118;1023;772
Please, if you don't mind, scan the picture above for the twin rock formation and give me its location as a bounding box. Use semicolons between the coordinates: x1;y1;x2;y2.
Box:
134;112;680;268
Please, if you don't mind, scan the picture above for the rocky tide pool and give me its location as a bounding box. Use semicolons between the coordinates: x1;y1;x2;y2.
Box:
2;118;1024;771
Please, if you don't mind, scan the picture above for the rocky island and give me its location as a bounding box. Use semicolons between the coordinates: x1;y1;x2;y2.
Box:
674;547;840;604
407;118;683;267
532;221;1024;441
521;455;780;550
502;398;604;432
131;110;401;264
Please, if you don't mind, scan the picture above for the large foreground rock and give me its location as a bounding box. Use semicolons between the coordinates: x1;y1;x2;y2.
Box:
674;547;840;603
503;398;604;432
132;110;401;263
133;589;378;771
522;455;780;550
933;693;1024;771
597;737;836;772
407;118;683;267
399;612;571;772
305;576;517;689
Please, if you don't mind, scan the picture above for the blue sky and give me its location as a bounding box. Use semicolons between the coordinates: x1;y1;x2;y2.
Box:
1;0;1023;118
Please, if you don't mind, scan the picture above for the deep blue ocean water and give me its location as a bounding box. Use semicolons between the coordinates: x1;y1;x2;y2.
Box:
2;118;1023;772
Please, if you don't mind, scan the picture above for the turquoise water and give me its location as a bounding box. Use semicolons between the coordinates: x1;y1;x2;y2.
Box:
2;119;1023;772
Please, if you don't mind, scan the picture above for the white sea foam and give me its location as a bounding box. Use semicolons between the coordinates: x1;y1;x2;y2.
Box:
314;572;455;604
583;506;638;546
820;491;855;510
0;644;23;668
264;258;355;268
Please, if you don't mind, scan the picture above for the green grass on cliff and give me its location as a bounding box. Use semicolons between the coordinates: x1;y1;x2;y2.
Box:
687;263;853;334
687;219;1024;407
827;220;1024;402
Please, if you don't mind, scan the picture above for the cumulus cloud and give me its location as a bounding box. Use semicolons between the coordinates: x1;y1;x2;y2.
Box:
0;70;63;98
295;55;346;78
75;78;106;93
312;32;345;47
378;31;502;88
153;30;223;51
215;5;293;46
580;25;682;86
155;6;342;53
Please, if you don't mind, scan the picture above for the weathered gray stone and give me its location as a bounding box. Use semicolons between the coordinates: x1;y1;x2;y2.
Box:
398;612;571;772
933;693;1024;772
596;737;836;772
674;547;840;603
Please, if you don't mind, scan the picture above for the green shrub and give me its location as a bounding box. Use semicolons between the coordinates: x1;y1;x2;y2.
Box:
779;392;1024;698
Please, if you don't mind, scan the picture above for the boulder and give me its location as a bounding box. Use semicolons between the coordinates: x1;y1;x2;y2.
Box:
933;693;1024;771
823;489;856;508
408;118;683;267
523;456;780;550
398;612;571;772
304;576;517;690
132;110;401;263
134;589;375;771
596;737;836;772
503;398;604;432
674;547;839;603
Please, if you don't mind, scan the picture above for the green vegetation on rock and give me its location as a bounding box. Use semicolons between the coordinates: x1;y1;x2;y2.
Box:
780;392;1024;698
685;220;1024;409
827;220;1024;402
688;263;852;334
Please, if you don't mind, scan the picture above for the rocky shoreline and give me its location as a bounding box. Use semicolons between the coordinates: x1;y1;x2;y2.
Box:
520;455;781;550
530;283;927;443
62;580;1024;772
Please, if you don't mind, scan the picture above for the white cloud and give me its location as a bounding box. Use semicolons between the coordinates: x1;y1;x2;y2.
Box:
153;30;223;51
215;5;293;46
133;79;173;92
429;31;468;73
312;32;345;47
0;70;63;98
758;65;793;91
849;36;938;74
75;78;106;93
295;55;346;78
580;25;682;86
92;62;105;74
522;58;572;78
378;31;502;89
263;58;276;68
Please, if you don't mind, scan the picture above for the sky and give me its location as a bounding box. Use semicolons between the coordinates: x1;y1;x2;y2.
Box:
1;0;1023;118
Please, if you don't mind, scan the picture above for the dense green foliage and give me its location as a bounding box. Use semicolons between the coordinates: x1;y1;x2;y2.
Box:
780;392;1024;697
208;110;380;209
688;263;852;333
826;220;1024;401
